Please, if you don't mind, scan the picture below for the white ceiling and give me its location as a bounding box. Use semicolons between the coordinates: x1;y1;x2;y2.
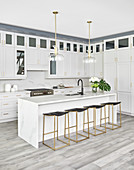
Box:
0;0;134;39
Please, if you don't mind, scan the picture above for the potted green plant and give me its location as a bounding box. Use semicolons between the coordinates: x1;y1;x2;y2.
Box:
89;77;100;93
98;79;111;92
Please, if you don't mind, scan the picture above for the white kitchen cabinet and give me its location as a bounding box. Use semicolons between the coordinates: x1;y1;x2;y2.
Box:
0;91;30;123
0;32;15;79
117;62;131;92
15;33;26;48
15;49;27;79
118;92;131;113
94;43;103;78
63;51;72;77
104;63;117;91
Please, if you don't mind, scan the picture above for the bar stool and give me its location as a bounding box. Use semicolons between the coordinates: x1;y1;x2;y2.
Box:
43;111;70;151
100;101;121;130
64;108;89;143
83;105;106;136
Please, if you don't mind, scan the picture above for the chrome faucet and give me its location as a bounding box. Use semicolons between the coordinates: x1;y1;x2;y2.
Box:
77;79;84;95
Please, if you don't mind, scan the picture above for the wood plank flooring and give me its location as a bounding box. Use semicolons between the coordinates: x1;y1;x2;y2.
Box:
0;114;134;170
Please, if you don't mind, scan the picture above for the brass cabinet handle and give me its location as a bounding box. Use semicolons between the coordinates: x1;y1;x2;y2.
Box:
3;96;8;98
16;95;21;97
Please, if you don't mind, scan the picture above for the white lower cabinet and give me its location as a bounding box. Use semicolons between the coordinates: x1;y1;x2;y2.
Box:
104;63;117;91
118;92;131;114
0;91;30;122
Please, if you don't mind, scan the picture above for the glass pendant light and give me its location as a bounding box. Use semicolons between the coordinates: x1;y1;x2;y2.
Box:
83;21;96;63
49;11;64;61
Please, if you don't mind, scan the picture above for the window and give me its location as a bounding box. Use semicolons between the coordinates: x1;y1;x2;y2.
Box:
6;34;12;45
40;39;47;48
50;41;55;49
17;36;25;46
106;40;115;50
86;46;88;53
80;45;83;52
59;42;64;50
73;44;77;52
96;45;100;52
29;38;36;47
67;43;71;51
118;38;129;48
91;46;93;53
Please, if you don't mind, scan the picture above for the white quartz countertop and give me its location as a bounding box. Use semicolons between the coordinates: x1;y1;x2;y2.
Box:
20;91;116;106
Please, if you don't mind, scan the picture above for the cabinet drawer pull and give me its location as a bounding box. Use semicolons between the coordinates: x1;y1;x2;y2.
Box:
61;91;64;93
3;96;8;98
3;113;8;115
3;103;8;105
55;91;58;92
16;95;21;97
16;102;18;104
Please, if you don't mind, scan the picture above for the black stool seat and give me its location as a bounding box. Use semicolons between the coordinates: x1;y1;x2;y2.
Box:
65;108;86;112
101;101;121;106
43;111;68;116
84;105;105;109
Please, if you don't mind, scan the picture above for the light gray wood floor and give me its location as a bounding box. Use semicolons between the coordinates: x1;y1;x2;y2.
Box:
0;114;134;170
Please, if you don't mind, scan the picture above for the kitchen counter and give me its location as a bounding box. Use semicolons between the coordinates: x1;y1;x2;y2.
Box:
18;92;117;148
22;91;116;105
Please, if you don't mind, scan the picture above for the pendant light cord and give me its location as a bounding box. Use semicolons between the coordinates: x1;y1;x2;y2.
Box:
87;21;92;58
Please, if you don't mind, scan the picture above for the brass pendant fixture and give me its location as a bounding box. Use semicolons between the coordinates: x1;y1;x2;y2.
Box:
83;21;96;63
49;11;64;61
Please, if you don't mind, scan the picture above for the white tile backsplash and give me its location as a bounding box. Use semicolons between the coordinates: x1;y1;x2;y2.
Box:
0;71;89;91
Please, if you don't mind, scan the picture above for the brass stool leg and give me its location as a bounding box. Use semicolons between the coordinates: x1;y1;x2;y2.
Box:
54;115;56;150
64;114;66;137
87;109;90;138
100;107;102;127
43;115;45;144
68;113;70;145
120;103;122;127
94;108;96;135
83;111;85;132
57;116;58;140
108;105;110;123
104;106;106;133
76;111;78;142
112;104;114;130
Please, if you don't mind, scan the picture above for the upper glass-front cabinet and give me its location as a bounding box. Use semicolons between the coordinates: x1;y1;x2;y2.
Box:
59;42;64;50
50;40;55;50
15;49;26;77
29;37;36;47
3;32;14;46
15;34;26;47
40;39;47;49
118;37;129;48
80;45;83;53
66;43;71;51
105;40;115;50
96;44;100;53
73;44;77;52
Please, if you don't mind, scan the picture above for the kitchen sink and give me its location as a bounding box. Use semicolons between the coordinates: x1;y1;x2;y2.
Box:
65;93;81;96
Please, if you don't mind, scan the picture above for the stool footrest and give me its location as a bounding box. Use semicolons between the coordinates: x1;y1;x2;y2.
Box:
101;117;109;120
44;131;58;135
65;125;76;129
84;121;94;124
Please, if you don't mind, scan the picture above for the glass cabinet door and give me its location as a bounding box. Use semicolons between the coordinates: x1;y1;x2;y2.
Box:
73;44;77;52
6;34;12;45
17;36;25;46
16;50;25;76
29;37;36;47
66;43;71;51
50;54;56;75
80;45;83;52
59;42;64;50
118;38;129;48
106;40;115;50
40;39;47;48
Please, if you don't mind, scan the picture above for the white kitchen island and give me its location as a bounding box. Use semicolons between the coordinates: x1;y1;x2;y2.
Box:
18;92;117;148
